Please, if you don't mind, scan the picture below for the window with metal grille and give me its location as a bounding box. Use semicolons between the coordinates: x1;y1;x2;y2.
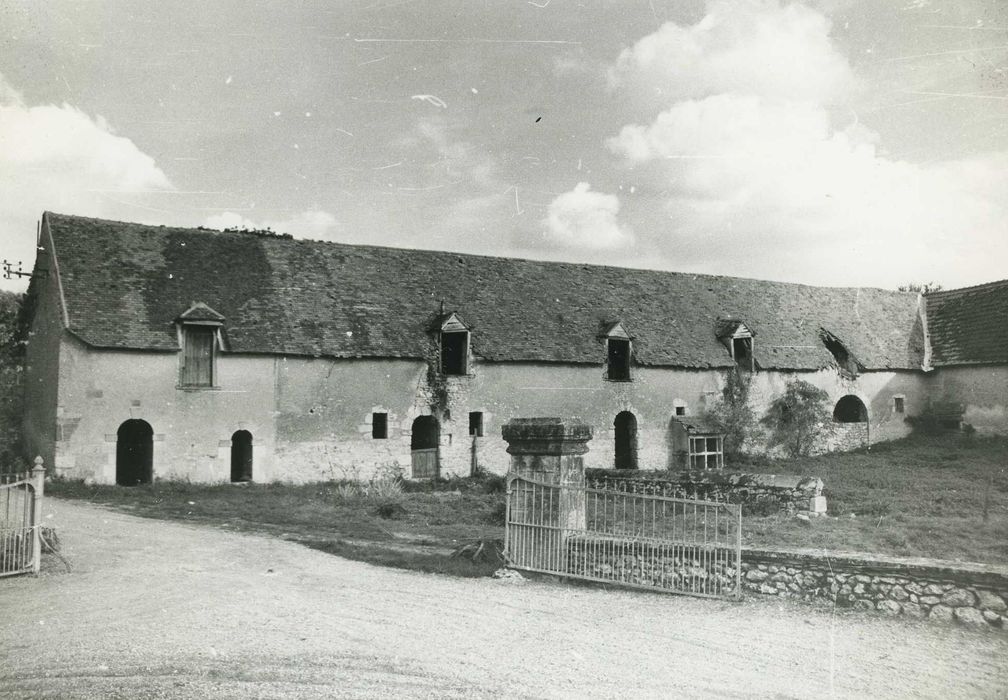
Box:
689;436;723;470
372;412;388;439
181;327;215;387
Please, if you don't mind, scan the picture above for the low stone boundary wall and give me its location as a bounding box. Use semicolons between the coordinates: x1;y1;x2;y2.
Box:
585;469;823;513
742;548;1008;630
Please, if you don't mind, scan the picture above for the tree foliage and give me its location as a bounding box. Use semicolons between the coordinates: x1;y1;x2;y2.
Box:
897;282;943;294
705;368;756;457
760;379;835;458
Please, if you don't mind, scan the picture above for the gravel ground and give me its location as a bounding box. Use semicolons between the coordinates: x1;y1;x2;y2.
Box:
1;498;1006;699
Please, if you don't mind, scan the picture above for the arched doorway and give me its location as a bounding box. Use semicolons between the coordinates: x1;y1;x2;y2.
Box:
230;430;253;482
410;416;440;479
116;419;153;486
614;411;638;470
833;395;867;423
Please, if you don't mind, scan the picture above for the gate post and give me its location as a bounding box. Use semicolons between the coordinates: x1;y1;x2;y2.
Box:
502;418;592;570
31;456;44;575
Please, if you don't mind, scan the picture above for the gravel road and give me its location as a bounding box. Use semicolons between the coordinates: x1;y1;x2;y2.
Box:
1;498;1006;699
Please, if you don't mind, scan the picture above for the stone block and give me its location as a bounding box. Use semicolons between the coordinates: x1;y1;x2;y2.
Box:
976;589;1007;613
919;595;941;606
954;607;989;628
877;600;902;615
928;605;955;622
889;586;908;601
809;495;827;514
982;610;1002;625
901;602;925;619
758;583;778;595
941;589;976;608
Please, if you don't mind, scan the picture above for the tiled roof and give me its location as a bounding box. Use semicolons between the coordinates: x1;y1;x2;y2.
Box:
42;212;925;370
926;280;1008;366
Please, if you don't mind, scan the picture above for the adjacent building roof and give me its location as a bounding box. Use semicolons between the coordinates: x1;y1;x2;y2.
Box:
40;212;926;370
926;280;1008;366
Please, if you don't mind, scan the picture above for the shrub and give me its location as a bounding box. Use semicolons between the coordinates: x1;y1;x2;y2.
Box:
705;367;757;457
760;379;835;457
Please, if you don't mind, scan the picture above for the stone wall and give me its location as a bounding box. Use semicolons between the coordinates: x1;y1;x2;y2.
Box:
585;468;823;513
741;548;1007;630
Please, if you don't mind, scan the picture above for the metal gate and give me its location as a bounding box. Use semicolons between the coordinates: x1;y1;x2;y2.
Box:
1;472;39;577
505;475;742;599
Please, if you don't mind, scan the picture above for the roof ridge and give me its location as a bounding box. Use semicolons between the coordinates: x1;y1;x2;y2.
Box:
43;211;908;295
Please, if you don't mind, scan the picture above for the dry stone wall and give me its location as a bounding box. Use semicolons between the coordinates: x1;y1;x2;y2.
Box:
741;549;1007;630
585;469;823;513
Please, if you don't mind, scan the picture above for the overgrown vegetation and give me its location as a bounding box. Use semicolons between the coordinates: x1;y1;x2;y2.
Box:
705;367;757;457
760;379;836;457
0;290;24;463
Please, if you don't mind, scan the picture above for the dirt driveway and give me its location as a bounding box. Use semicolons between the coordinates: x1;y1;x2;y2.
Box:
1;499;1006;699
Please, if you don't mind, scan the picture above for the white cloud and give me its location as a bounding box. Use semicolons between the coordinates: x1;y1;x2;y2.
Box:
203;210;339;239
602;1;1008;287
0;72;172;289
609;0;854;105
541;183;634;251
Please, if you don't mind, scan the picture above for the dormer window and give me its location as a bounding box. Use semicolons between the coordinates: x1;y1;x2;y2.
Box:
604;322;632;381
176;302;225;388
716;318;755;372
439;312;470;376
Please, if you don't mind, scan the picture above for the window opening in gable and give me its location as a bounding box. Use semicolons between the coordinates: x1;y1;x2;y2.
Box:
607;338;631;381
441;331;469;375
372;412;388;439
181;326;215;387
468;411;484;437
893;396;905;414
731;337;753;371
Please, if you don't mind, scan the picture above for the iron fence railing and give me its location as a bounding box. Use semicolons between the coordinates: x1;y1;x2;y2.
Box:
506;475;742;599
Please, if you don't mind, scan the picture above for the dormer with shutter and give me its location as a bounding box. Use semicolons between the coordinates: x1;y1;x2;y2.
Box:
176;302;225;388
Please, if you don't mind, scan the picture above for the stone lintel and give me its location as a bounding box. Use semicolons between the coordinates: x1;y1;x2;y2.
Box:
501;418;593;456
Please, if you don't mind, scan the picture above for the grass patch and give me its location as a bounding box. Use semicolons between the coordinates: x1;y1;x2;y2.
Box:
733;434;1008;564
48;434;1008;572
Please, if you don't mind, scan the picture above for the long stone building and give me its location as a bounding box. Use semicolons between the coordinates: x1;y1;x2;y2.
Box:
21;212;1008;484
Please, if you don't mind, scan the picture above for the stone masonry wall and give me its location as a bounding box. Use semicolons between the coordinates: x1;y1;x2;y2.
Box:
741;549;1007;630
585;469;823;513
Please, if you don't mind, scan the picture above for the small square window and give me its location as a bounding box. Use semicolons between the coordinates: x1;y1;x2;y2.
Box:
372;412;388;439
675;406;686;416
893;397;905;414
468;411;484;437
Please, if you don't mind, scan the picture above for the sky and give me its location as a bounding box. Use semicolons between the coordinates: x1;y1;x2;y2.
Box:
0;0;1006;292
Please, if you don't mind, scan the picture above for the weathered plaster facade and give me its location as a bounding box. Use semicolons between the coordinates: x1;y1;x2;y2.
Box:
32;331;932;483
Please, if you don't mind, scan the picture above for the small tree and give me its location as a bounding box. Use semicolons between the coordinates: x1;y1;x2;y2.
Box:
761;379;835;458
897;282;943;294
706;368;756;457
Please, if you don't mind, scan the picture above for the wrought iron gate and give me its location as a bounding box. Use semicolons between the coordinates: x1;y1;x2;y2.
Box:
1;472;39;577
505;475;742;599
